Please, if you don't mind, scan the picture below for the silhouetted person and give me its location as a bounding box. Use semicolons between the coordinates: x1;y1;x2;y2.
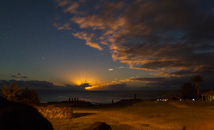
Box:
134;94;136;100
0;96;53;130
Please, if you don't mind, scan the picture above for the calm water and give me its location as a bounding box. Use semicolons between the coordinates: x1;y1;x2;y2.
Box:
37;90;179;104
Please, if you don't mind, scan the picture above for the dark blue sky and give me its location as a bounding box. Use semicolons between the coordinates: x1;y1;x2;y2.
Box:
0;0;214;90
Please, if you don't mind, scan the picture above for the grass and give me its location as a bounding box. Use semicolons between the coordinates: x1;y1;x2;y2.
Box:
47;101;214;130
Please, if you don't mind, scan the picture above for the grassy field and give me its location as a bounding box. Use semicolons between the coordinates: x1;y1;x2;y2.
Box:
48;101;214;130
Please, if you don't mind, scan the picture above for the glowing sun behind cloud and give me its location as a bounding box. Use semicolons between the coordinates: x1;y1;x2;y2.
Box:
72;76;101;90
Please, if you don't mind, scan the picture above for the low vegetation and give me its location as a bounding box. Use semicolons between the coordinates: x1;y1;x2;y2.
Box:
1;83;21;101
1;83;40;105
19;87;40;105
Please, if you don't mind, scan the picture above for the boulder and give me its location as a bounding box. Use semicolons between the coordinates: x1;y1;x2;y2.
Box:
0;97;53;130
84;122;112;130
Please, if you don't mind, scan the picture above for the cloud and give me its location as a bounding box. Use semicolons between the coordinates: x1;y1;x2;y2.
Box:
95;76;187;90
108;68;114;71
55;0;214;79
63;2;79;14
73;32;103;50
55;0;69;7
119;66;128;69
55;0;84;14
92;83;128;90
126;76;190;89
11;73;28;79
130;77;166;82
79;82;91;89
53;22;72;30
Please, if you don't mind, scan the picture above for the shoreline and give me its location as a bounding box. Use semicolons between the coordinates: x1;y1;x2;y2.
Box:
37;89;182;104
40;98;158;108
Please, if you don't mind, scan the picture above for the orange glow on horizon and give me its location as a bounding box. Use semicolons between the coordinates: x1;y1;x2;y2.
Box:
85;86;94;90
71;76;102;90
84;83;101;90
65;72;133;90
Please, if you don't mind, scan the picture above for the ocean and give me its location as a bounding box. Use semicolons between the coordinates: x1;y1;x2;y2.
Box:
37;90;179;104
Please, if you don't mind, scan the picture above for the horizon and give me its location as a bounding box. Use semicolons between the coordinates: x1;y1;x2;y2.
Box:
1;0;214;90
0;79;212;91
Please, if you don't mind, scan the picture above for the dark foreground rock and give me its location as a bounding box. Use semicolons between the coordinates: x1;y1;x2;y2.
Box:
0;97;53;130
84;122;112;130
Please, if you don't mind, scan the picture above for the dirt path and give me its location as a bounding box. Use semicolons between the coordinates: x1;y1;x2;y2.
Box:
169;102;190;109
49;102;214;130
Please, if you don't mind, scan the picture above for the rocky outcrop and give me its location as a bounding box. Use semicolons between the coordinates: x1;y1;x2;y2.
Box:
37;106;73;119
0;97;53;130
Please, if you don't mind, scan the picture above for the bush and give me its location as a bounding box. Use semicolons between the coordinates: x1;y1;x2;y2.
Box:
19;87;40;105
181;82;197;99
1;83;21;101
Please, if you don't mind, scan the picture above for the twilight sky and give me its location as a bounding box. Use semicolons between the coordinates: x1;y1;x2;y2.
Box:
0;0;214;90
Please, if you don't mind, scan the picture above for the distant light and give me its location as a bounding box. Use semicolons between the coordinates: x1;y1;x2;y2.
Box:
162;99;168;101
158;99;168;101
180;99;182;101
192;99;195;101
